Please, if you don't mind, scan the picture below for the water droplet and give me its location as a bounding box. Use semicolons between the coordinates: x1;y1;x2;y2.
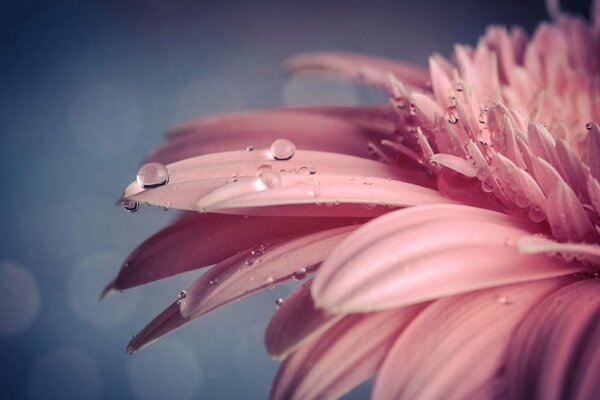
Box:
293;268;308;280
266;276;274;284
259;171;281;189
446;107;459;124
586;122;593;131
397;99;406;109
256;164;272;176
246;145;255;151
455;82;464;92
270;139;296;160
275;298;284;308
481;180;494;193
122;200;139;213
209;278;219;286
176;290;187;304
362;177;373;185
136;162;169;188
251;245;265;256
309;166;317;175
230;173;239;183
498;296;512;305
409;103;417;116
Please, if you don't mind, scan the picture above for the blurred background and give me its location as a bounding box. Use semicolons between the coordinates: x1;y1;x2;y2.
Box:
0;0;592;399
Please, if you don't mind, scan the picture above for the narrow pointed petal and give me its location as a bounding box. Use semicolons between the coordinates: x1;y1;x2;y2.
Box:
195;173;454;213
149;107;397;165
265;280;340;359
430;153;477;177
106;213;357;291
588;123;600;180
286;52;431;92
312;205;585;313
178;226;357;319
555;139;589;199
126;302;188;354
270;303;429;400
504;280;600;400
518;235;600;264
124;150;434;211
546;181;595;241
373;279;567;400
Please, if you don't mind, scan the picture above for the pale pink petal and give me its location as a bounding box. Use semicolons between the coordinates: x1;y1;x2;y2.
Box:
195;173;454;213
124;150;434;211
504;280;600;400
531;155;566;196
103;213;359;293
428;55;453;109
312;205;586;313
148;107;397;164
265;280;340;359
372;279;567;400
546;181;595;241
518;234;600;264
430;153;477;177
178;226;357;319
555;139;589;199
527;123;559;168
587;174;600;215
270;303;428;400
285;52;431;92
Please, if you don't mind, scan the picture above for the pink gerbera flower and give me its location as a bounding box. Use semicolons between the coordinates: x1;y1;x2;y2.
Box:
106;1;600;398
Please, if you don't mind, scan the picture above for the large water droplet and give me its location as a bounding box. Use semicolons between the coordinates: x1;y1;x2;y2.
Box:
586;122;593;131
481;180;494;193
136;162;169;188
270;139;296;160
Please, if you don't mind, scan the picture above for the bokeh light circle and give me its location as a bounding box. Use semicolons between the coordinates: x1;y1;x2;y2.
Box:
0;261;40;336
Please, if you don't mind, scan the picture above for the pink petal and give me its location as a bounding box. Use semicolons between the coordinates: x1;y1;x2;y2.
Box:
555;139;589;200
546;181;595;241
270;303;428;400
178;226;357;320
195;173;453;213
518;234;600;264
312;205;586;313
587;123;600;181
285;52;431;92
504;280;600;400
372;279;568;400
264;280;340;359
149;107;397;165
430;153;477;177
527;123;559;169
104;213;358;293
126;301;188;354
124;150;434;211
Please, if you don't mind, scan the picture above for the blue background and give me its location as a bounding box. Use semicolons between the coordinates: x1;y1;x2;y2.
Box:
0;0;591;399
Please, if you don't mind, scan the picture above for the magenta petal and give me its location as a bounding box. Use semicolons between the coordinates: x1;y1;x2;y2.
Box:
285;52;431;92
264;280;340;359
178;226;357;320
372;279;567;400
105;213;359;292
126;302;188;354
270;303;428;400
504;280;600;400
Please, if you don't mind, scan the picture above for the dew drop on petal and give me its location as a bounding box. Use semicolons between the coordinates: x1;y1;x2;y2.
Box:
256;164;272;176
245;145;255;151
293;268;307;280
275;298;284;308
259;171;281;189
481;180;494;193
362;177;373;185
270;139;296;160
136;162;169;188
122;200;139;213
586;122;593;131
498;296;513;305
209;278;219;286
528;206;546;223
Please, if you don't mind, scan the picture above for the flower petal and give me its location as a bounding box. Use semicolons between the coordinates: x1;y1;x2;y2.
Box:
126;301;188;354
285;52;431;92
264;280;340;359
149;107;397;165
124;150;434;211
504;280;600;400
372;279;567;400
312;205;585;313
104;213;358;293
270;303;428;400
178;225;357;319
